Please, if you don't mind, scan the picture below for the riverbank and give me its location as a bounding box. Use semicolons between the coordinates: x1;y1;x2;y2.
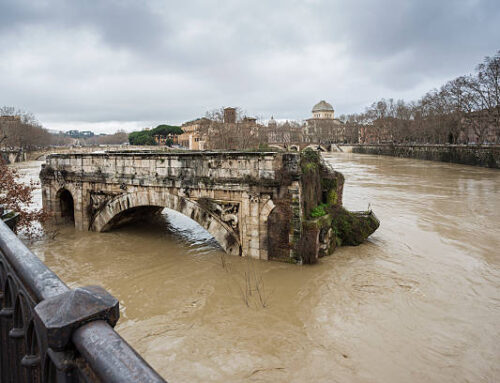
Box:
350;144;500;168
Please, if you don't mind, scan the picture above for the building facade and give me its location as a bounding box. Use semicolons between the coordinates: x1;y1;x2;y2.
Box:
153;133;179;146
178;118;211;150
304;100;347;144
179;108;266;150
267;117;303;145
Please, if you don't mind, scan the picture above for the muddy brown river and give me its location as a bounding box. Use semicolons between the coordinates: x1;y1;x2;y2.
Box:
12;153;500;382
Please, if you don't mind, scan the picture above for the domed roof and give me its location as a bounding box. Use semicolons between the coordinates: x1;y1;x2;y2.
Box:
312;100;334;112
268;116;277;126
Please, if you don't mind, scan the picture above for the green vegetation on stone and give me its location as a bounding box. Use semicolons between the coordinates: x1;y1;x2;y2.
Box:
299;148;378;263
300;148;320;171
330;207;379;246
310;203;328;218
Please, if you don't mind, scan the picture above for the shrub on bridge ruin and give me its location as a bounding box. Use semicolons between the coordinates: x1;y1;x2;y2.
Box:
310;203;328;218
300;149;323;217
300;149;344;216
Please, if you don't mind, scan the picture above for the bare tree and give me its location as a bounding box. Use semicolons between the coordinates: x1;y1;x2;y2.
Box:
201;107;267;150
347;50;500;145
461;52;500;143
0;107;54;149
82;130;129;146
0;159;47;237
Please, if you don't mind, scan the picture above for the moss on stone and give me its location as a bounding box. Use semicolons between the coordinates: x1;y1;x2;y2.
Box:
330;207;380;246
327;189;338;205
39;165;55;182
321;177;337;190
297;148;376;261
300;149;323;217
303;162;318;172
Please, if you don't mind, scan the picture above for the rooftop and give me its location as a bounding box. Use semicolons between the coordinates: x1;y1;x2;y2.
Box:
312;100;334;112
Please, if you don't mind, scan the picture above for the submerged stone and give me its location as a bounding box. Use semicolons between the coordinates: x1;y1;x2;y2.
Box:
331;207;380;246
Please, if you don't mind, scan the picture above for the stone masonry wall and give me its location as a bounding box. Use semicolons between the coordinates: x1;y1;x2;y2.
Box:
43;151;283;186
352;144;500;168
41;151;302;261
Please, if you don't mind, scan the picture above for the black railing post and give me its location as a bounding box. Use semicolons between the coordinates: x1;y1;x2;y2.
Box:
0;219;167;382
34;286;119;382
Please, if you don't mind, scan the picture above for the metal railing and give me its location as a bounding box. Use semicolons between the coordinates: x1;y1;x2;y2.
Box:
0;219;166;382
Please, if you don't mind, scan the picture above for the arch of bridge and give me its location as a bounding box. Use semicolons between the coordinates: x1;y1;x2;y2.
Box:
91;190;241;256
27;146;103;161
303;144;327;152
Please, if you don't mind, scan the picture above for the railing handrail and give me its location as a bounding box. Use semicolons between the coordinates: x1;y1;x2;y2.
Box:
73;320;165;383
0;219;68;301
0;219;167;382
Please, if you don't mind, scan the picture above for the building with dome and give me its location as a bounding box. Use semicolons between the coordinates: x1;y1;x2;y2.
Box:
304;100;348;144
311;100;335;119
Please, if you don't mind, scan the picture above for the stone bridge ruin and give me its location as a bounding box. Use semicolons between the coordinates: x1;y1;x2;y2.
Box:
40;151;372;263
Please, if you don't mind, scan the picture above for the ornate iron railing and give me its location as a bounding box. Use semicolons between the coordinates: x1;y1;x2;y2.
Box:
0;219;166;382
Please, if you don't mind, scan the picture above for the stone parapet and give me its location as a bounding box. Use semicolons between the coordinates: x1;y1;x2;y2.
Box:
351;144;500;168
43;151;297;191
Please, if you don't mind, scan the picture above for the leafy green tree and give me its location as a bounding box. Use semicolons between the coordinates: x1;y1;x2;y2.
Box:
128;130;156;145
151;124;183;136
128;124;183;146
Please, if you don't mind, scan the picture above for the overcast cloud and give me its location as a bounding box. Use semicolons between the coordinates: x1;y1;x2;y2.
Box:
0;0;499;133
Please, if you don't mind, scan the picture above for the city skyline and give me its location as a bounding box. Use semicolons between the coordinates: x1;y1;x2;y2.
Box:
1;0;499;133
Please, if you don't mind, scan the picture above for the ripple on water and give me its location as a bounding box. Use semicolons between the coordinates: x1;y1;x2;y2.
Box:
15;157;500;383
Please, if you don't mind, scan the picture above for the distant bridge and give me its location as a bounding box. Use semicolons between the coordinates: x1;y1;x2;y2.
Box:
1;146;108;163
268;143;333;152
1;145;163;163
27;146;108;161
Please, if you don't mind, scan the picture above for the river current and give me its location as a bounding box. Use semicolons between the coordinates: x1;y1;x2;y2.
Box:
12;153;500;382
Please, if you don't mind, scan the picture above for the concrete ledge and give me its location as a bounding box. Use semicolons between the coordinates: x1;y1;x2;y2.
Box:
351;144;500;168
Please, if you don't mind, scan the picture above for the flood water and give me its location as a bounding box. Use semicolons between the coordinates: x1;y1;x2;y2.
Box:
13;154;500;382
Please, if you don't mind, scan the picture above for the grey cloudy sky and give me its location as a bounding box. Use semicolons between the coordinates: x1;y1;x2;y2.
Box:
0;0;499;133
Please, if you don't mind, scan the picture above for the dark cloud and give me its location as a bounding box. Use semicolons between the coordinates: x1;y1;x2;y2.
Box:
0;0;498;131
0;0;167;50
